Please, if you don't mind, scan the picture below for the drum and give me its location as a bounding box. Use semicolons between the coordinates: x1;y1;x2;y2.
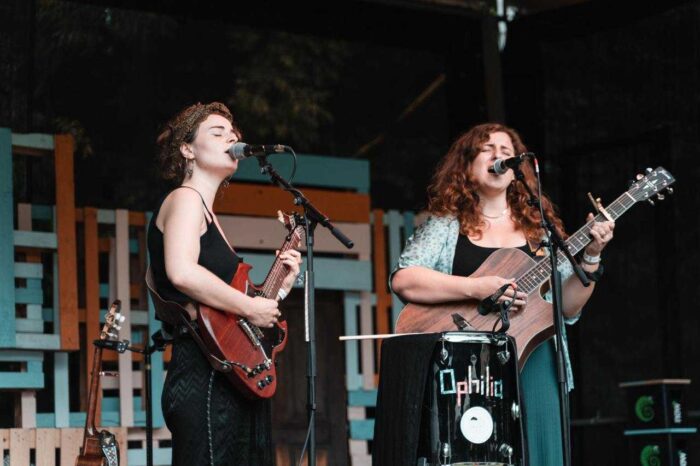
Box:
417;332;526;466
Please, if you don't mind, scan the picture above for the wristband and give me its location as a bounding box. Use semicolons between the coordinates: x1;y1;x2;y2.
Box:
584;263;604;282
277;288;288;301
582;252;601;264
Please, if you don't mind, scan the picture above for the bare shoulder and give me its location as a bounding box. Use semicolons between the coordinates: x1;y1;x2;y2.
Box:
156;188;205;232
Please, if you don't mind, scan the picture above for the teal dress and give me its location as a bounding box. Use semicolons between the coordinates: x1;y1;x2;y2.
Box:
390;215;578;465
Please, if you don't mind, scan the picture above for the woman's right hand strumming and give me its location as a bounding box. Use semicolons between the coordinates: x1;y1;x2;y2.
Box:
244;296;282;328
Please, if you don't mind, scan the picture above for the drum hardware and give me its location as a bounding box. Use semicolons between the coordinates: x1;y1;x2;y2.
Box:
511;402;520;420
441;442;452;465
497;349;510;365
499;443;514;462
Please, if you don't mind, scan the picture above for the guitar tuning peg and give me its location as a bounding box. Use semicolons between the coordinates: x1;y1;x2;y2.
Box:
645;167;653;174
636;174;644;180
108;331;118;338
647;198;656;206
667;187;674;195
118;315;126;323
656;194;665;201
114;324;122;331
628;179;635;188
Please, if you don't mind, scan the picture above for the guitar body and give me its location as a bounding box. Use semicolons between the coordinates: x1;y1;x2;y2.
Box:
75;436;106;466
198;261;288;399
395;248;554;370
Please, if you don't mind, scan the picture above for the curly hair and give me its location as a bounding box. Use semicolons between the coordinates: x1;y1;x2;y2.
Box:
156;102;241;185
427;123;567;243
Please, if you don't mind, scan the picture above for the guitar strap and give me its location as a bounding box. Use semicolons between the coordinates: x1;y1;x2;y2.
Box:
99;430;119;466
145;266;233;373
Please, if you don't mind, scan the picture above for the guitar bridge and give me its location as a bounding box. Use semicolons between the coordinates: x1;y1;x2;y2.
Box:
238;319;262;348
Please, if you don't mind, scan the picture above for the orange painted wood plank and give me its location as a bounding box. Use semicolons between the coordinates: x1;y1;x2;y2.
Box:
75;209;146;226
214;183;370;223
372;210;391;372
54;134;79;350
115;209;134;426
83;207;102;426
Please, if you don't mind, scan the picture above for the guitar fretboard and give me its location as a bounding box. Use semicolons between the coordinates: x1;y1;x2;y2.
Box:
516;190;638;295
260;228;305;299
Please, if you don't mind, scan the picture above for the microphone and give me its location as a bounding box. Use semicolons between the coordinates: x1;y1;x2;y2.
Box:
477;283;511;316
227;142;287;161
488;152;534;175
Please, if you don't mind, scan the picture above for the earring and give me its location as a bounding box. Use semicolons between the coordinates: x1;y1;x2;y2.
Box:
222;178;230;189
185;158;194;177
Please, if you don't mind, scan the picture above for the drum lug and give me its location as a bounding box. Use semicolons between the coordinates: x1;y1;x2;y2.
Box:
497;349;511;365
440;442;451;464
511;401;520;420
499;442;514;460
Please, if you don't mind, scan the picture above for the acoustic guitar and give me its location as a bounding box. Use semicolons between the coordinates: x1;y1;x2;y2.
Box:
76;300;124;466
394;167;676;368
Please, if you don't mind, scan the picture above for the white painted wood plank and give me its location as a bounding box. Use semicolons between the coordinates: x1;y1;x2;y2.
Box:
116;209;134;427
359;291;375;390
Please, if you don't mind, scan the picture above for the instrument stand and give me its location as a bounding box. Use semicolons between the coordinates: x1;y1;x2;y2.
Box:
511;162;590;466
95;330;169;466
256;153;354;466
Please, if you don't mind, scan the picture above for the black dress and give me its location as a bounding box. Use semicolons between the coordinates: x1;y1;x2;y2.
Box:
147;186;274;466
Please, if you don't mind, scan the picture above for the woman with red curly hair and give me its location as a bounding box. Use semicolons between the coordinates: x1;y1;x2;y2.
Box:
390;123;614;465
147;102;301;465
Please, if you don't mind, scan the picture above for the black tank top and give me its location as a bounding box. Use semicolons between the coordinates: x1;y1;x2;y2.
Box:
452;234;533;277
147;186;240;304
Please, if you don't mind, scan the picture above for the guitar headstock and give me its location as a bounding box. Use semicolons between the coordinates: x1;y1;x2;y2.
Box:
628;167;676;206
277;210;306;242
100;300;125;341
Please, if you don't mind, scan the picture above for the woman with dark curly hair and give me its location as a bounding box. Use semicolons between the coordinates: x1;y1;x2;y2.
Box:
390;123;614;465
147;102;301;465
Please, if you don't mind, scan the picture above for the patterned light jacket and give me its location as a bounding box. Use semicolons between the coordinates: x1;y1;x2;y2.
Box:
389;214;580;391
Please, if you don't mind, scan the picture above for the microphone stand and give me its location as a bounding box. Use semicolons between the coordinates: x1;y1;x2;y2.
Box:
95;330;169;466
511;161;589;466
255;152;354;466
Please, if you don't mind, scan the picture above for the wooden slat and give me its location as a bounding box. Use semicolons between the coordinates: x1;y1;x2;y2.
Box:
11;132;55;150
235;153;370;193
0;128;16;347
59;428;82;466
9;428;31;466
343;292;363;391
36;428;58;466
84;207;102;426
387;210;405;327
115;209;134;427
54;353;70;427
54;134;79;350
359;292;375;390
217;214;371;258
372;209;391;370
214;183;370;223
20;391;37;428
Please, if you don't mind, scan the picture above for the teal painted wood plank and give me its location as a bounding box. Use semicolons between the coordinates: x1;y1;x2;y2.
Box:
16;318;44;332
16;333;60;350
244;254;372;291
97;209;115;224
0;128;16;347
348;389;378;407
146;210;166;428
13;230;57;248
0;350;44;362
0;371;44;389
236;154;370;193
14;262;43;278
15;287;43;305
31;204;54;221
343;292;362;391
403;211;415;239
128;448;172;466
41;307;53;321
11;132;54;150
26;278;42;289
36;410;154;427
54;352;70;427
27;360;42;372
26;304;42;319
349;419;375;440
102;396;144;411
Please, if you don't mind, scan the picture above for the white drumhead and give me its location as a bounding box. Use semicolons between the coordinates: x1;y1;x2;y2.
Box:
459;406;494;444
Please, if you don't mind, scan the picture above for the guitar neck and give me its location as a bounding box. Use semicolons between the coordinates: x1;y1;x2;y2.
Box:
83;345;103;442
258;229;304;299
516;191;637;295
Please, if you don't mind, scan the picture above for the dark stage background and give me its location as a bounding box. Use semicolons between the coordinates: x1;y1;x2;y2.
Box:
2;0;699;463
